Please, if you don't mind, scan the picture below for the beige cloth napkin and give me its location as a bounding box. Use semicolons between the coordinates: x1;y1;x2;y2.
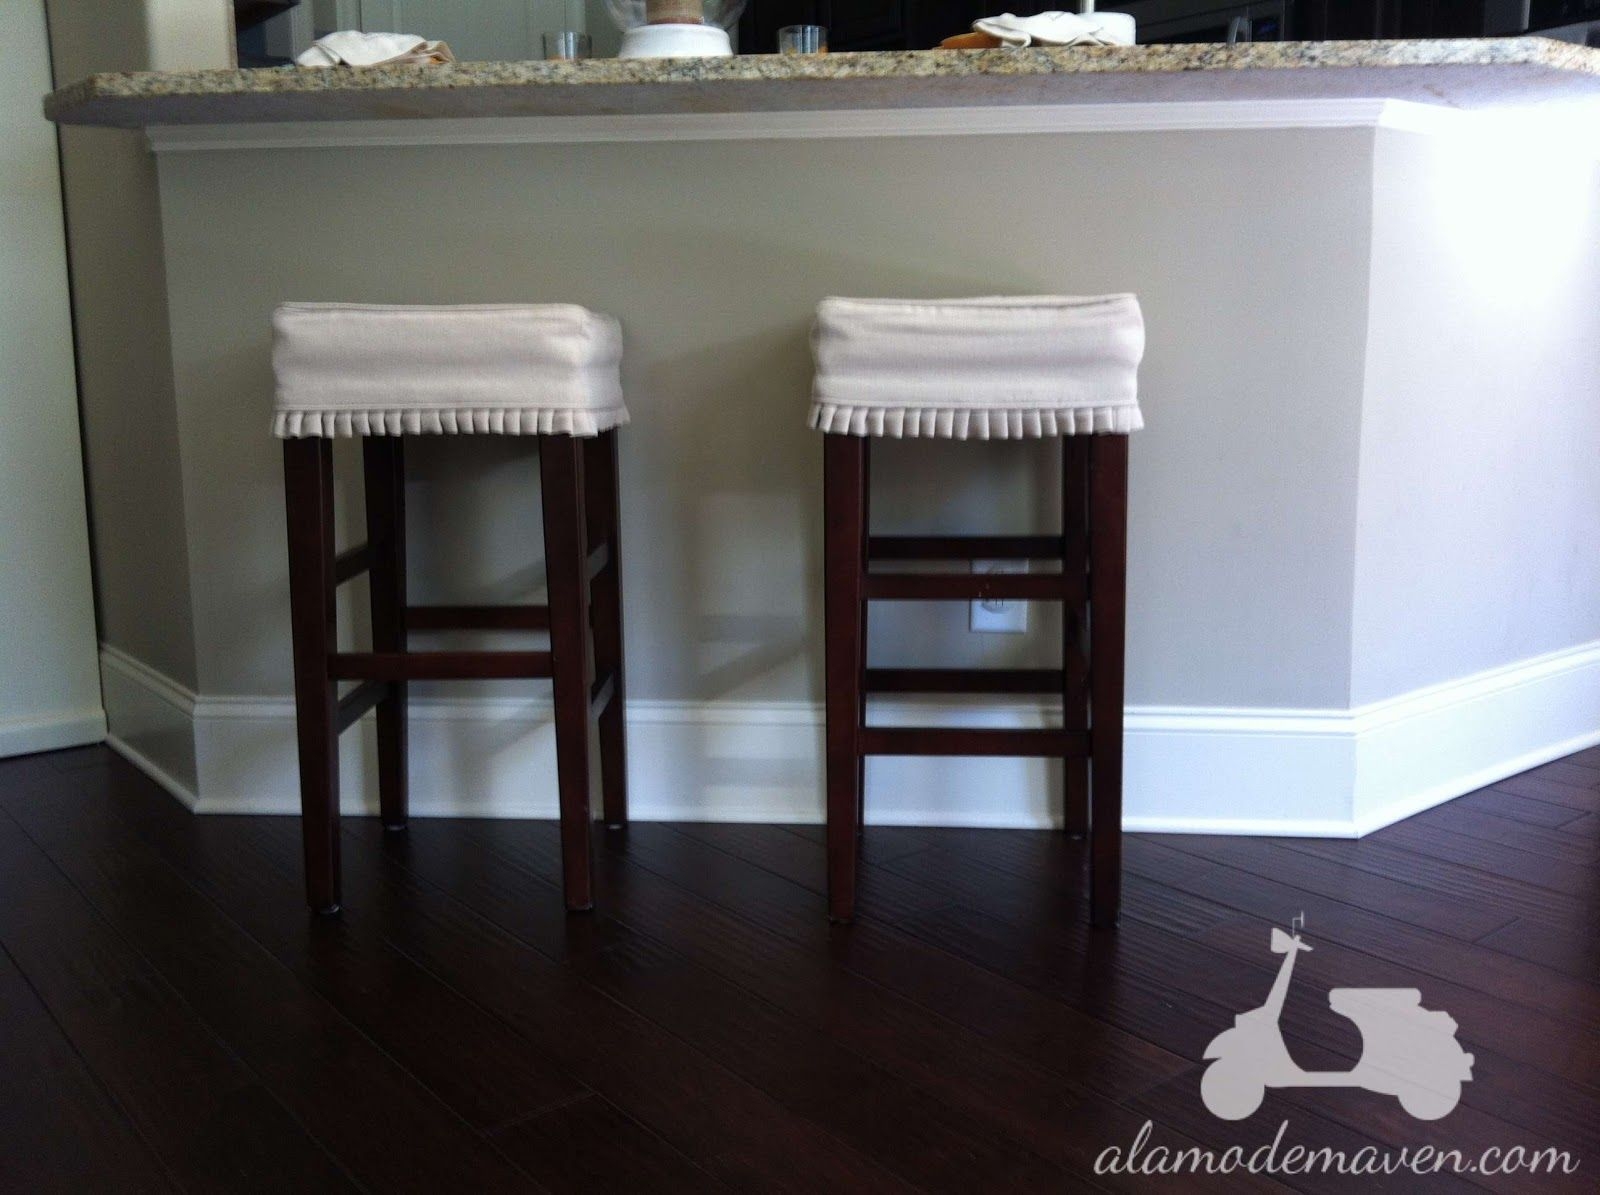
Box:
295;31;455;68
972;11;1133;47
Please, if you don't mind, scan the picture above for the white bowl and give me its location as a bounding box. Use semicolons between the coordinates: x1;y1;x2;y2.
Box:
617;23;734;57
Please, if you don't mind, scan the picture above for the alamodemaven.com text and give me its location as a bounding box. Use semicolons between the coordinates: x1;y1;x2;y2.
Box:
1095;1121;1580;1178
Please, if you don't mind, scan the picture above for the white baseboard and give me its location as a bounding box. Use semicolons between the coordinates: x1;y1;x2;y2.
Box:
97;639;1600;836
105;732;198;810
0;708;105;759
98;646;198;798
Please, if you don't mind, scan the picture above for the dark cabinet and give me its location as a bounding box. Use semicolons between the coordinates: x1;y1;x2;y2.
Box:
738;0;1492;52
739;0;989;52
1297;0;1486;37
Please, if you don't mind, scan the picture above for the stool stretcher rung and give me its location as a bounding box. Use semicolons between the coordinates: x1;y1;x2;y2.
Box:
865;668;1065;695
863;572;1086;602
406;604;550;632
859;726;1089;758
331;651;552;681
590;670;617;720
867;534;1073;562
334;543;375;585
586;541;611;583
335;680;390;733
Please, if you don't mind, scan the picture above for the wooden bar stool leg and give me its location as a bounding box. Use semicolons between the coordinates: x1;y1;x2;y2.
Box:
856;439;872;837
284;437;341;914
585;430;628;831
540;434;595;912
823;433;867;922
1088;434;1129;929
363;438;408;831
1062;436;1091;837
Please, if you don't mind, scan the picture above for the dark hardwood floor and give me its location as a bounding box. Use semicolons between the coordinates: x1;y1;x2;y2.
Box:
0;744;1595;1192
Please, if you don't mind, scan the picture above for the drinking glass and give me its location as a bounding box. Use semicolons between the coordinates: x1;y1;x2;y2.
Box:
778;25;827;54
544;31;592;60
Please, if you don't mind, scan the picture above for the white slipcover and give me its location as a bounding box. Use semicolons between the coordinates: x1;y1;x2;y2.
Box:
272;303;627;438
809;294;1144;439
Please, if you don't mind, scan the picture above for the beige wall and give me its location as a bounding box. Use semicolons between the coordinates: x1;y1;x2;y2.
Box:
0;0;102;755
45;0;232;781
1351;124;1600;705
155;128;1374;707
45;0;231;695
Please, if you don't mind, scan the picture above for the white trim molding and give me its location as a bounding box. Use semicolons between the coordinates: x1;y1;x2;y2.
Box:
98;638;1600;836
0;709;105;759
145;98;1467;154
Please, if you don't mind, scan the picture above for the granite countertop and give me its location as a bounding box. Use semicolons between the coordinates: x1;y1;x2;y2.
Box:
44;38;1600;128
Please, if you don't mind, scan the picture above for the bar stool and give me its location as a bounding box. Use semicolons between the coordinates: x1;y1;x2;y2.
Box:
809;294;1144;928
273;302;629;914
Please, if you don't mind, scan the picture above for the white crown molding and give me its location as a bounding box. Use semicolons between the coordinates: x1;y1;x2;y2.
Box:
143;97;1457;154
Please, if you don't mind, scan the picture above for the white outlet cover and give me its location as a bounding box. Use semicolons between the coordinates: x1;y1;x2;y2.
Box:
970;559;1028;633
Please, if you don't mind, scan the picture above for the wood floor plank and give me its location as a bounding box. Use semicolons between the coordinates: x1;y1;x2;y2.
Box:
925;828;1600;1061
0;786;536;1193
670;821;951;924
1365;820;1600;898
330;821;915;1192
576;825;1312;1190
1519;759;1600;788
1404;804;1600;863
867;838;1600;1159
1122;840;1594;1034
890;889;1596;1191
491;1094;723;1194
1279;836;1592;925
610;822;1201;1103
75;758;591;1134
1557;744;1600;771
1152;836;1513;941
8;743;1597;1189
0;941;172;1193
464;819;1273;1194
1489;773;1600;812
363;820;1082;1194
780;821;937;863
1477;915;1600;983
0;813;354;1193
1453;787;1587;828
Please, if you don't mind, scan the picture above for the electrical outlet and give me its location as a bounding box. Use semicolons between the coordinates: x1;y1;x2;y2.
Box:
970;560;1028;633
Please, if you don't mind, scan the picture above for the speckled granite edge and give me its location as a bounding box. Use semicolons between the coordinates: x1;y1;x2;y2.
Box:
44;38;1600;124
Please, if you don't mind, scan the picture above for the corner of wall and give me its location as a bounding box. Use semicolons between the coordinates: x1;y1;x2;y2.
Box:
47;0;209;711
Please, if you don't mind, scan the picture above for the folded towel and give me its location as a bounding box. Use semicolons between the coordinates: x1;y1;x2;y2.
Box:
810;295;1145;440
272;303;627;438
295;31;455;68
971;11;1135;48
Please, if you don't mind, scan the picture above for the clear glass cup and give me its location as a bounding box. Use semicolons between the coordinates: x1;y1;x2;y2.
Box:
777;24;827;54
543;31;592;60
